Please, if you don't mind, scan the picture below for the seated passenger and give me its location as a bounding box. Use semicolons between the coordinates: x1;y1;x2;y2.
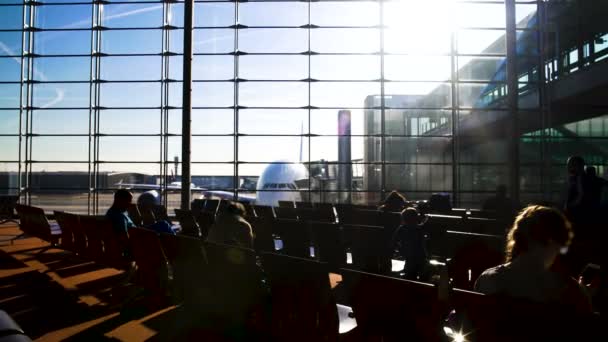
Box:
378;190;407;212
105;189;136;233
474;205;592;313
137;190;174;235
392;207;428;280
208;201;254;248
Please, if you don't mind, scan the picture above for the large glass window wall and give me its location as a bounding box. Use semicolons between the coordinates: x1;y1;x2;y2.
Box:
1;0;607;213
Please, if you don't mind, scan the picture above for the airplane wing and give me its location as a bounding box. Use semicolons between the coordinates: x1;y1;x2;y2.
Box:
114;182;162;190
202;190;257;203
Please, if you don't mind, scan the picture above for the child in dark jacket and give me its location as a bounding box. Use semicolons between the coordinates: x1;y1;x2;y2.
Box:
392;207;428;280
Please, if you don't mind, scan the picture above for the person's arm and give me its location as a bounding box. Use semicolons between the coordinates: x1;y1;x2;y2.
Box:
236;221;254;249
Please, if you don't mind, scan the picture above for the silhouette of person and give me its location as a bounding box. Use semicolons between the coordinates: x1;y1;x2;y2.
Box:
137;190;174;235
482;185;520;218
208;201;254;248
391;207;428;280
378;190;407;212
105;189;135;234
475;205;591;313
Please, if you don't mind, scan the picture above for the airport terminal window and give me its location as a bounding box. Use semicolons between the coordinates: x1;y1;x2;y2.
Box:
3;0;607;212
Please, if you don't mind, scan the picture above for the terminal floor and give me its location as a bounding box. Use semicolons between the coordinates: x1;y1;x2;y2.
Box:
0;222;348;341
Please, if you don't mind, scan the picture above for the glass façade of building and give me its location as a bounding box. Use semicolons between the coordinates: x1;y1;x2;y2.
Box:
1;0;607;213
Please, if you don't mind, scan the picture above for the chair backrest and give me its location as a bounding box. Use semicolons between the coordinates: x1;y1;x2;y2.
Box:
204;241;265;322
191;198;206;216
295;201;313;208
253;205;275;220
248;216;275;253
0;195;18;218
262;252;339;342
203;199;220;214
79;215;105;263
127;227;170;295
350;209;382;226
278;200;295;208
165;234;208;304
174;209;202;239
274;206;298;220
310;222;345;270
127;204;143;227
195;211;214;239
296;207;334;223
447;233;505;290
53;211;74;251
15;204;53;242
342;224;386;273
139;206;156;226
273;219;311;258
341;268;440;341
97;217;129;269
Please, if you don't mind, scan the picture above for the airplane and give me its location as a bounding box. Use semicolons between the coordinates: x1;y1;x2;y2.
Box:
115;180;204;191
202;123;310;206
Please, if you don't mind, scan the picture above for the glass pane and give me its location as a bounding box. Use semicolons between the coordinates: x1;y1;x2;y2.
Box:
311;55;380;81
33;110;89;134
36;4;92;29
383;82;452;109
35;31;92;55
239;82;307;107
31;137;89;161
385;137;452;163
238;137;309;163
517;4;538;29
192;109;234;134
34;57;90;82
0;137;19;160
33;83;90;108
102;30;162;54
459;83;507;109
102;4;163;28
384;28;451;55
311;29;379;53
239;29;307;53
458;29;506;55
193;55;234;80
457;56;506;81
385;56;451;81
193;29;234;54
382;109;452;136
0;32;22;56
99;136;160;162
239;109;308;135
100;109;160;134
192;82;234;107
0;84;20;108
310;109;365;136
310;136;366;161
311;82;380;108
101;83;161;108
194;3;235;27
97;162;159;177
191;136;234;162
101;56;161;81
311;2;379;27
239;2;307;27
456;2;506;28
240;55;307;80
385;164;452;193
192;163;235;178
0;5;23;29
0;59;18;89
0;111;19;134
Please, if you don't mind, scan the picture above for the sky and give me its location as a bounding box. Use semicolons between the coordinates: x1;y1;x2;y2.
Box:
0;0;537;175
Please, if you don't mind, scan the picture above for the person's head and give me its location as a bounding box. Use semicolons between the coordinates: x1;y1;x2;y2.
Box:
382;190;406;211
401;207;419;226
585;165;597;178
496;185;507;198
505;205;573;268
112;189;133;211
137;190;160;210
567;156;585;176
226;201;246;217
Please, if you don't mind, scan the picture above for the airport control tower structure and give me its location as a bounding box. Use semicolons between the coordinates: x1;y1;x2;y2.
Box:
338;110;352;203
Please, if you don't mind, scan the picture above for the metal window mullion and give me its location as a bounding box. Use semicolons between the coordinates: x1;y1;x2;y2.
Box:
25;2;36;205
450;30;459;207
506;0;520;204
233;2;239;202
94;3;103;214
379;0;386;203
307;0;312;203
87;2;95;214
160;2;167;206
537;0;548;202
17;0;28;201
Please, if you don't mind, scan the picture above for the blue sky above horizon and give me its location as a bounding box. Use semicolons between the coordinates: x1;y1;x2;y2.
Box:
0;0;536;175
